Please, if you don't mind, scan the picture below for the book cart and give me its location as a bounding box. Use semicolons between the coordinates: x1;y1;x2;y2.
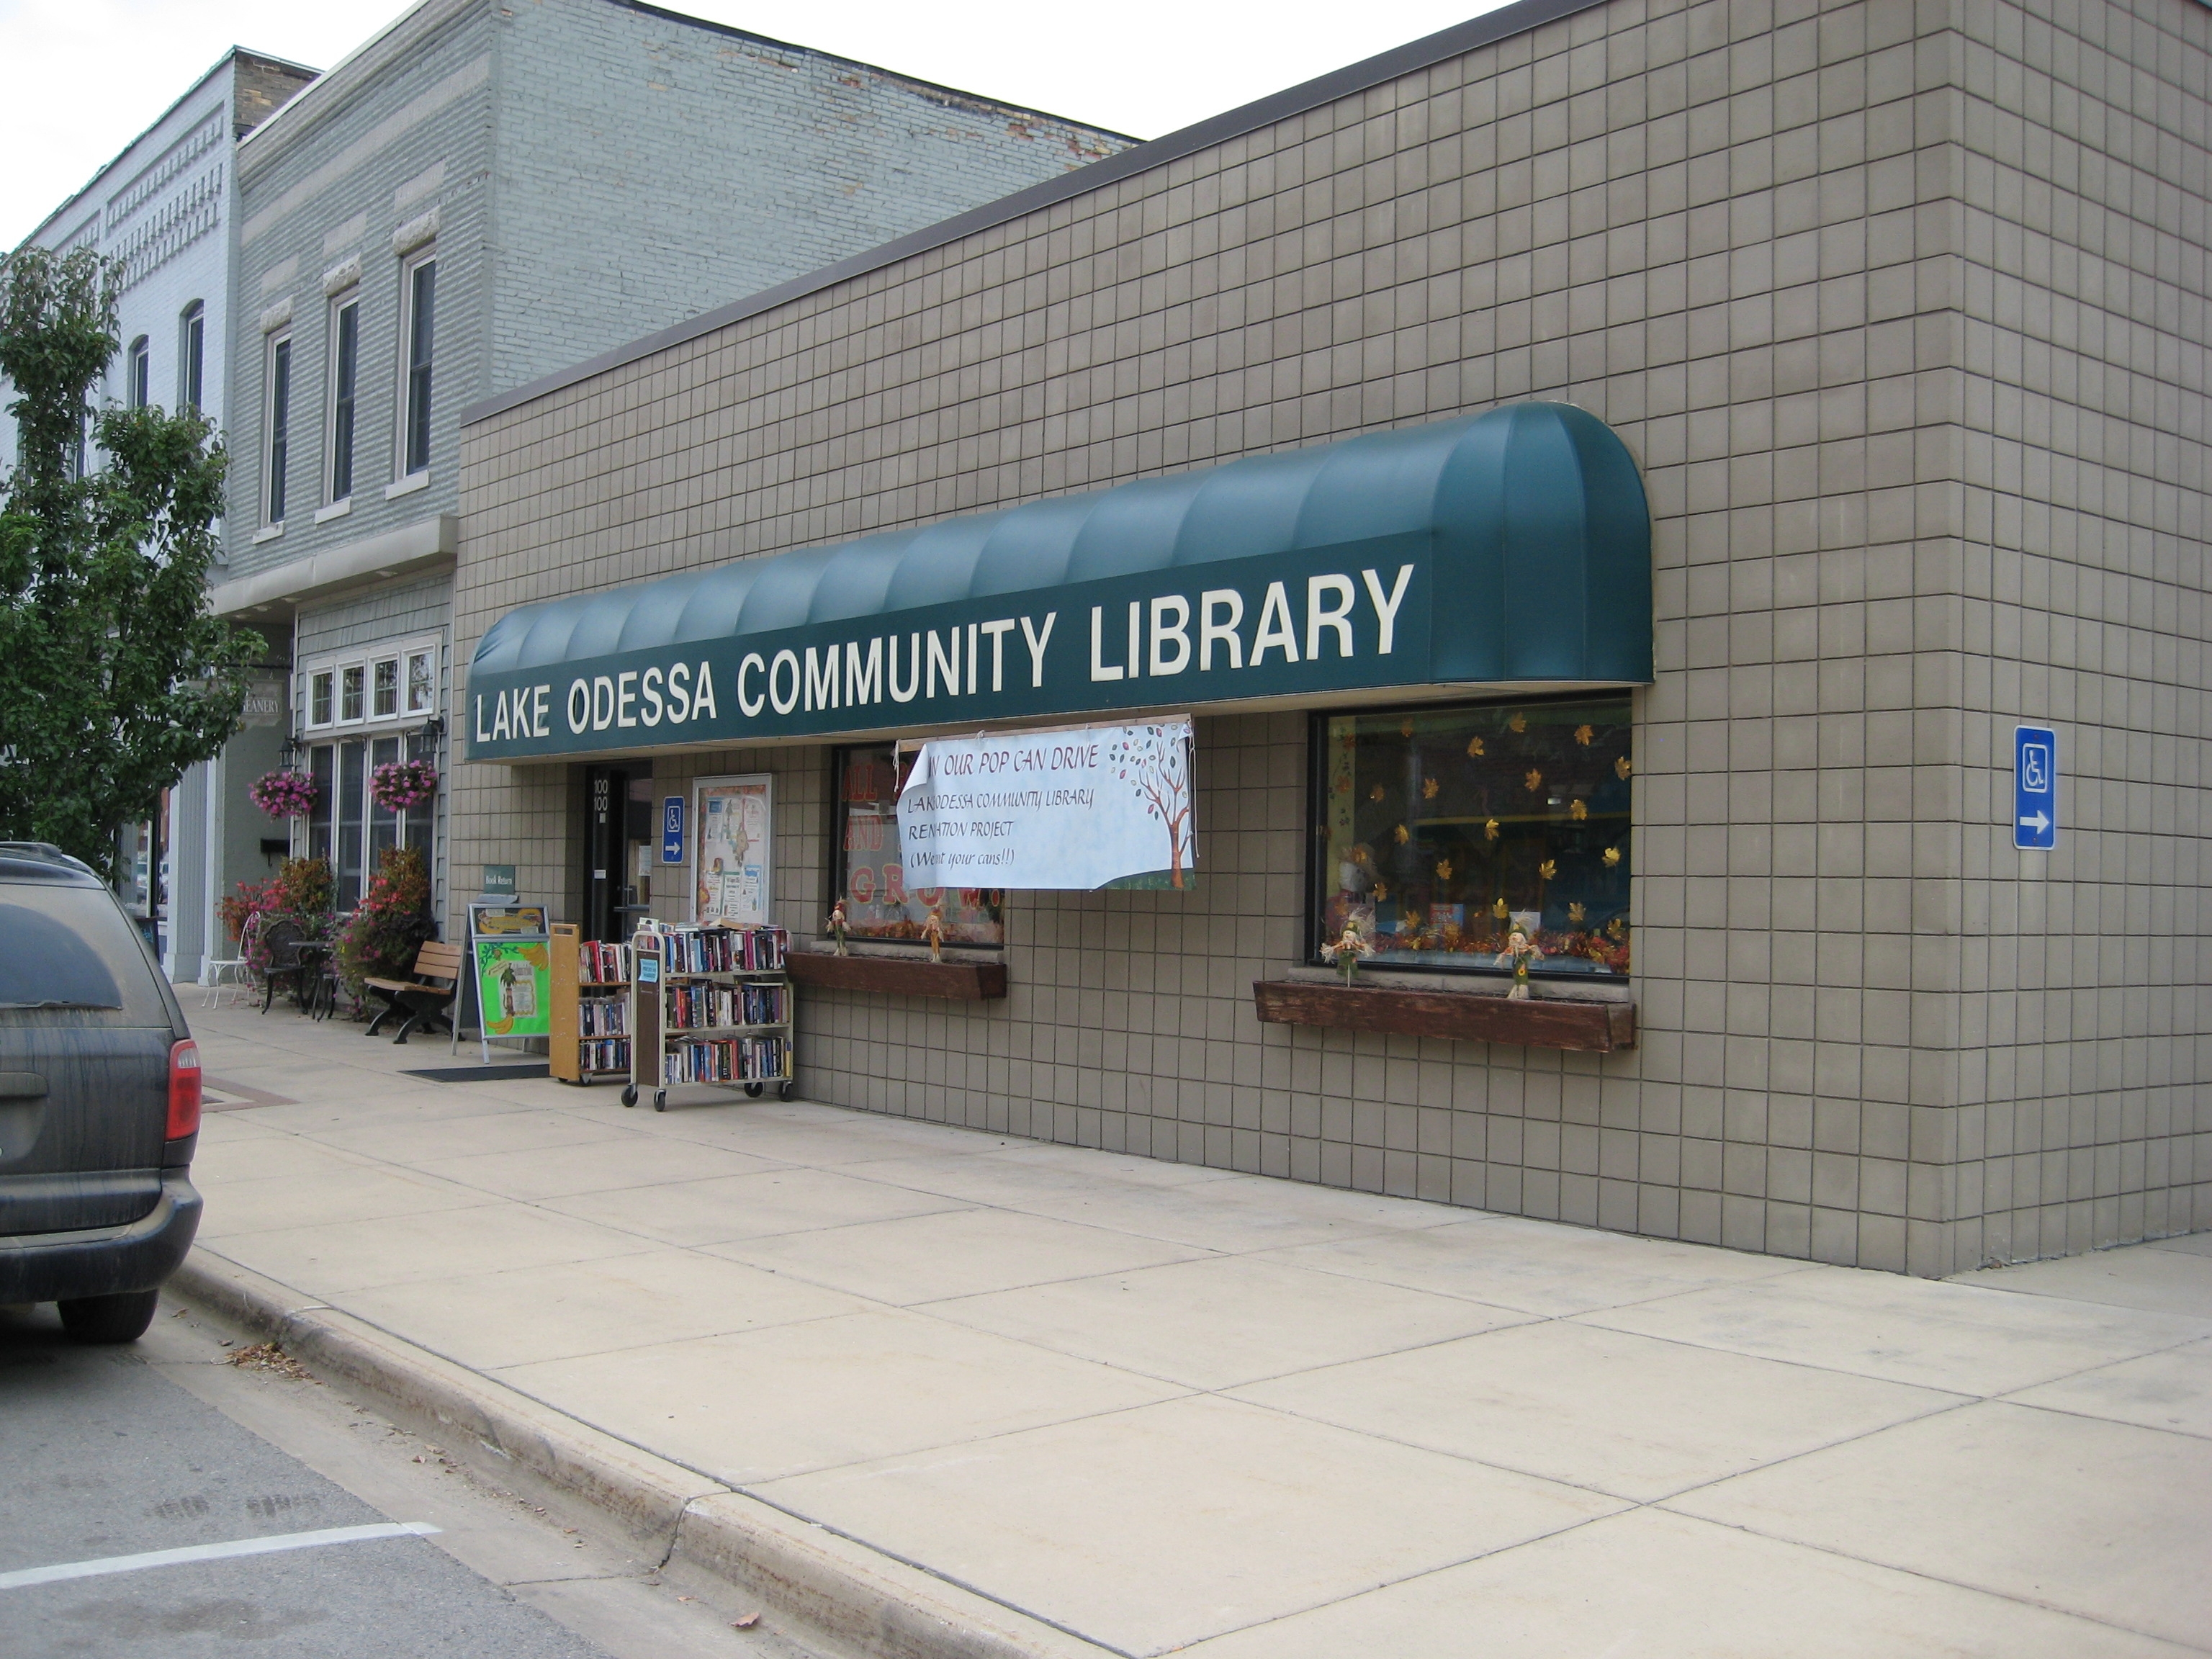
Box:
621;922;793;1112
548;922;631;1084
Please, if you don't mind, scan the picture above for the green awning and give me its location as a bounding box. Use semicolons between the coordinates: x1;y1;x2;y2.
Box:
465;401;1650;759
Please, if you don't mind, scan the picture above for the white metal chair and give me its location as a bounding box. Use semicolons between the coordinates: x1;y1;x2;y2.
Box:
201;912;261;1008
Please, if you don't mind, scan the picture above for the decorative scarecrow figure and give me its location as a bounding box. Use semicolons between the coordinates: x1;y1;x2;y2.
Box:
922;905;946;963
1496;922;1543;999
1319;921;1377;986
826;898;850;956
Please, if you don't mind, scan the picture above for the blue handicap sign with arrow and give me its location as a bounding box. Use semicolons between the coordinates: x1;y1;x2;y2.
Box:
2014;725;2057;850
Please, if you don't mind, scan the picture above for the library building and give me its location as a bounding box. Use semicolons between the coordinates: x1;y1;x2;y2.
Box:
449;0;2211;1275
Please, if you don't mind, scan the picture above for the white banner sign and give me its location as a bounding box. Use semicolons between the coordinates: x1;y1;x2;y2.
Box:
899;719;1194;891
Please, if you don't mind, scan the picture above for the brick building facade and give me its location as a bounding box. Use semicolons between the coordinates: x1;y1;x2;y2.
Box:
451;0;2209;1274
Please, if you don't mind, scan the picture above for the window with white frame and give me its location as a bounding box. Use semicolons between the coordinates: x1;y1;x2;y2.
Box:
179;301;204;412
264;331;292;524
398;251;436;477
327;294;359;503
127;336;150;409
301;637;441;736
297;636;443;910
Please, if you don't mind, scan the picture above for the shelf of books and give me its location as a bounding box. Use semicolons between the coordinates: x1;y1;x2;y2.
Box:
623;922;793;1112
549;922;632;1084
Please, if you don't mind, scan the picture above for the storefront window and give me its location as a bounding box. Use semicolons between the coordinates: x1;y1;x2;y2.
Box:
832;744;1005;948
1312;697;1632;979
305;731;435;910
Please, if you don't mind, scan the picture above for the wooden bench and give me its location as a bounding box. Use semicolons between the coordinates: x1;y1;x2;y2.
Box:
363;940;463;1044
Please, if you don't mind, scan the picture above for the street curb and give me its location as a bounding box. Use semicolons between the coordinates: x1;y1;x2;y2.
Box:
168;1253;1114;1659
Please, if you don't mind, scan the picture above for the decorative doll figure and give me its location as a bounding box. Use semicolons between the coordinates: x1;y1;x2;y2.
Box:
921;905;945;963
1319;921;1377;986
1496;924;1542;999
827;898;850;956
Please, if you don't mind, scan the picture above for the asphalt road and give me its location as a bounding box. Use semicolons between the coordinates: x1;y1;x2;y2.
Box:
0;1300;808;1659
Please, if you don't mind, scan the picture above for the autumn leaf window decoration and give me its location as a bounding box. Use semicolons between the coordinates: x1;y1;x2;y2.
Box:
1316;698;1632;981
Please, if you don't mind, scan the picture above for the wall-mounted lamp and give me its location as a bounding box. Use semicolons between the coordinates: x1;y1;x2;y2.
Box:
276;730;301;768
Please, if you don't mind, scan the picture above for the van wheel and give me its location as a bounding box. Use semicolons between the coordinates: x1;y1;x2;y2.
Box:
58;1290;161;1345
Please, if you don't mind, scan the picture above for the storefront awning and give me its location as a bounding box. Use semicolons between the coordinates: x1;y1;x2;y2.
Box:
465;401;1651;760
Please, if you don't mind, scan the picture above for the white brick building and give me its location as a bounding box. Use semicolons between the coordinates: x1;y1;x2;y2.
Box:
0;50;317;971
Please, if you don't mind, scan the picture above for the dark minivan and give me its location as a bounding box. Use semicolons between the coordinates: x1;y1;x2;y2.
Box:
0;842;201;1342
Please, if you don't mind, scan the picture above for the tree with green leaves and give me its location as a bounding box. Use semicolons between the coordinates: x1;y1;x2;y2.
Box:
0;246;260;880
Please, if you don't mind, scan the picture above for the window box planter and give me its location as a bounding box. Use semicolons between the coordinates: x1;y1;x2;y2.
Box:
788;951;1007;1001
1252;980;1635;1052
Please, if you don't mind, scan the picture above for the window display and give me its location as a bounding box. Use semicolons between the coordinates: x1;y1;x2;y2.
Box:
1313;698;1632;979
833;745;1004;948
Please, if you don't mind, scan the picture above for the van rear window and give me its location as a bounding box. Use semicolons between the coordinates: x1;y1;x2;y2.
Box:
0;888;168;1023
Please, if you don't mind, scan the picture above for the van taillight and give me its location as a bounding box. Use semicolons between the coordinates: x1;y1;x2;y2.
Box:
168;1040;202;1139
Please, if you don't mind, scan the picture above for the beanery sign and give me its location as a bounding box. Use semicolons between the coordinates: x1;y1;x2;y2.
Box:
466;542;1427;760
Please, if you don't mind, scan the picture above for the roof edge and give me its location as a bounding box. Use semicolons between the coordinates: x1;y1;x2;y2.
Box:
460;0;1606;430
12;45;298;255
611;0;1141;143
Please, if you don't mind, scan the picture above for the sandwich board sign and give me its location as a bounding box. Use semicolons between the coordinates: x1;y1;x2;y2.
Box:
452;901;551;1061
2014;725;2057;850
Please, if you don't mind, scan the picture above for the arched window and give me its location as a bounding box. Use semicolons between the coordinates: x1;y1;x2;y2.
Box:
178;302;204;413
127;336;150;409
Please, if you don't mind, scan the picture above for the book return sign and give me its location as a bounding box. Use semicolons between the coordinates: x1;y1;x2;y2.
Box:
899;719;1195;891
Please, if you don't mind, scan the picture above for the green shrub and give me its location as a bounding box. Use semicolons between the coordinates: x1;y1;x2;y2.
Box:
337;845;431;994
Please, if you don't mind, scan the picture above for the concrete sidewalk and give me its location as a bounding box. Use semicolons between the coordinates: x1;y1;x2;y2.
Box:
177;993;2212;1658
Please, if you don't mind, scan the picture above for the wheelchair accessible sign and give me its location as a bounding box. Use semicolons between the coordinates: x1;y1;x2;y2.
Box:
2014;725;2058;850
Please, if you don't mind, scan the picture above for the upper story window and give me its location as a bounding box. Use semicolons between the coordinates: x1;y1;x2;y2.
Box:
1311;695;1634;981
179;302;204;413
126;337;150;409
328;295;359;503
301;637;442;735
400;253;436;477
405;647;435;716
264;332;292;525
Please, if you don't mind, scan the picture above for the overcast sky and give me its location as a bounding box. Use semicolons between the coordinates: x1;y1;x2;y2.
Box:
1;0;1510;248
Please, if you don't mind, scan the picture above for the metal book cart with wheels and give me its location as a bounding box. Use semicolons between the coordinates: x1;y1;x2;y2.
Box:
621;922;793;1112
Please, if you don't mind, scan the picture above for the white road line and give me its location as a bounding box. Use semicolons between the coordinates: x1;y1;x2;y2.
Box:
0;1521;441;1590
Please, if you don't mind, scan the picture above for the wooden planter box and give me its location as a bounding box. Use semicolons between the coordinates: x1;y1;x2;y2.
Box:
788;952;1008;1001
1253;980;1635;1052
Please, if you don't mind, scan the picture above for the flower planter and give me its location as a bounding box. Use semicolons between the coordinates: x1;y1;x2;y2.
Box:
249;770;318;819
1252;980;1635;1051
788;951;1007;1000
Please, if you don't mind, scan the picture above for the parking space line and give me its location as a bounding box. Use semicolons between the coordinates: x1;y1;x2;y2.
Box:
0;1520;441;1589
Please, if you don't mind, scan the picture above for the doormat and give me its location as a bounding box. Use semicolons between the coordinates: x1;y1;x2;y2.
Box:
399;1063;551;1083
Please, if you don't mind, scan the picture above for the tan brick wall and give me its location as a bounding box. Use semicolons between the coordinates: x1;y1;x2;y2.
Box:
454;0;2211;1273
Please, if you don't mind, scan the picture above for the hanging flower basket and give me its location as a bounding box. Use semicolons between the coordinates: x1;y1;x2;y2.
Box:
369;758;439;811
249;770;318;819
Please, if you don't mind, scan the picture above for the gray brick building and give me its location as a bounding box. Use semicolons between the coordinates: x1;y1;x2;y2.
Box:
191;0;1130;948
449;0;2209;1276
